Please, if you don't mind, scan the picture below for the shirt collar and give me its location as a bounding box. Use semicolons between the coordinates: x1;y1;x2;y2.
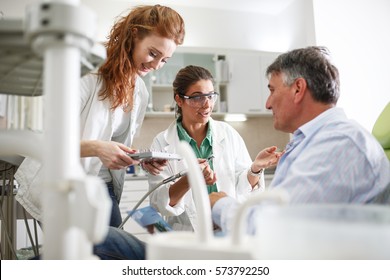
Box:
177;120;213;147
296;107;346;138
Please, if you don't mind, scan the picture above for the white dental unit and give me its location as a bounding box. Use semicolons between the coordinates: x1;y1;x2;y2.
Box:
0;0;110;259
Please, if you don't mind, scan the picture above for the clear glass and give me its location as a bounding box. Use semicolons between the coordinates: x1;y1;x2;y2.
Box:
179;92;219;108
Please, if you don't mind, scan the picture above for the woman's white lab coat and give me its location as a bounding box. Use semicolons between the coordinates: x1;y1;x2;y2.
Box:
148;118;265;232
14;73;149;221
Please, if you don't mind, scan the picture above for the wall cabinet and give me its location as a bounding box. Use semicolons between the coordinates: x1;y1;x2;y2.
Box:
225;53;263;114
143;48;280;116
143;52;227;114
225;51;279;114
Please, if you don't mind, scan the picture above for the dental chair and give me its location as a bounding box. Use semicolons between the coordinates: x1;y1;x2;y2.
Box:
372;102;390;160
370;102;390;204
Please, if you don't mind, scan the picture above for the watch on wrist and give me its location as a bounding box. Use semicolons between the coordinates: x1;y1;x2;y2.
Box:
249;167;264;177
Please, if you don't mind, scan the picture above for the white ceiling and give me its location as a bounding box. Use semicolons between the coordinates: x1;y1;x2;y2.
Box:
98;0;295;15
0;0;296;18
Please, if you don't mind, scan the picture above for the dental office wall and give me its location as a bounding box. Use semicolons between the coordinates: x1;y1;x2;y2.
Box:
312;0;390;132
2;0;389;154
86;0;390;133
78;0;317;157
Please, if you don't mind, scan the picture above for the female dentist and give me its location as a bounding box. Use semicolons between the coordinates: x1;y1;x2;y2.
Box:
146;65;282;232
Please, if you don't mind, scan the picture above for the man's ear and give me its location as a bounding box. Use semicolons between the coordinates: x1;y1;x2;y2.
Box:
293;77;307;104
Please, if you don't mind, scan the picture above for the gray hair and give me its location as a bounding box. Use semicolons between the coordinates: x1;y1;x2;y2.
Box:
266;46;340;104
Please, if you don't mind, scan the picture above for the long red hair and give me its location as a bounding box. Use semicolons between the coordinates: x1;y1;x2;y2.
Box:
98;5;185;111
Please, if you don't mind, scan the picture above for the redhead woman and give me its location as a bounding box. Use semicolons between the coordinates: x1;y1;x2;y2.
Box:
15;5;185;227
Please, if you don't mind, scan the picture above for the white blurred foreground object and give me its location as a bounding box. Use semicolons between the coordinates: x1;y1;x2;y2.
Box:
26;0;110;259
253;204;390;259
146;141;288;259
0;0;110;259
147;141;390;259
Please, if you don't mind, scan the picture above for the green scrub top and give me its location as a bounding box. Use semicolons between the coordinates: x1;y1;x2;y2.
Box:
177;121;217;193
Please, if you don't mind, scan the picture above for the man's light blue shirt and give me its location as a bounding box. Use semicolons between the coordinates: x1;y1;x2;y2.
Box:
212;107;390;233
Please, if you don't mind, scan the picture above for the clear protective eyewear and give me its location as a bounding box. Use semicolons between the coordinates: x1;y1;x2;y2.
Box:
179;92;219;108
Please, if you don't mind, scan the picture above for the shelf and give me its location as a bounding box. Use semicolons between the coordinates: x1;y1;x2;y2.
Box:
125;174;148;181
144;111;273;119
151;84;173;89
145;112;175;118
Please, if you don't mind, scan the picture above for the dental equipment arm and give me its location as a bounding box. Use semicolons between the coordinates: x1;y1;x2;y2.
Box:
118;170;188;229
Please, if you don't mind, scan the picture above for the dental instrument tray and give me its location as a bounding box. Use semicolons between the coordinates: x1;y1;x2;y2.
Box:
128;151;182;161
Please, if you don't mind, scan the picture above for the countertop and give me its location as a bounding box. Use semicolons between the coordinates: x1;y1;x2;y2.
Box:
125;174;148;181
